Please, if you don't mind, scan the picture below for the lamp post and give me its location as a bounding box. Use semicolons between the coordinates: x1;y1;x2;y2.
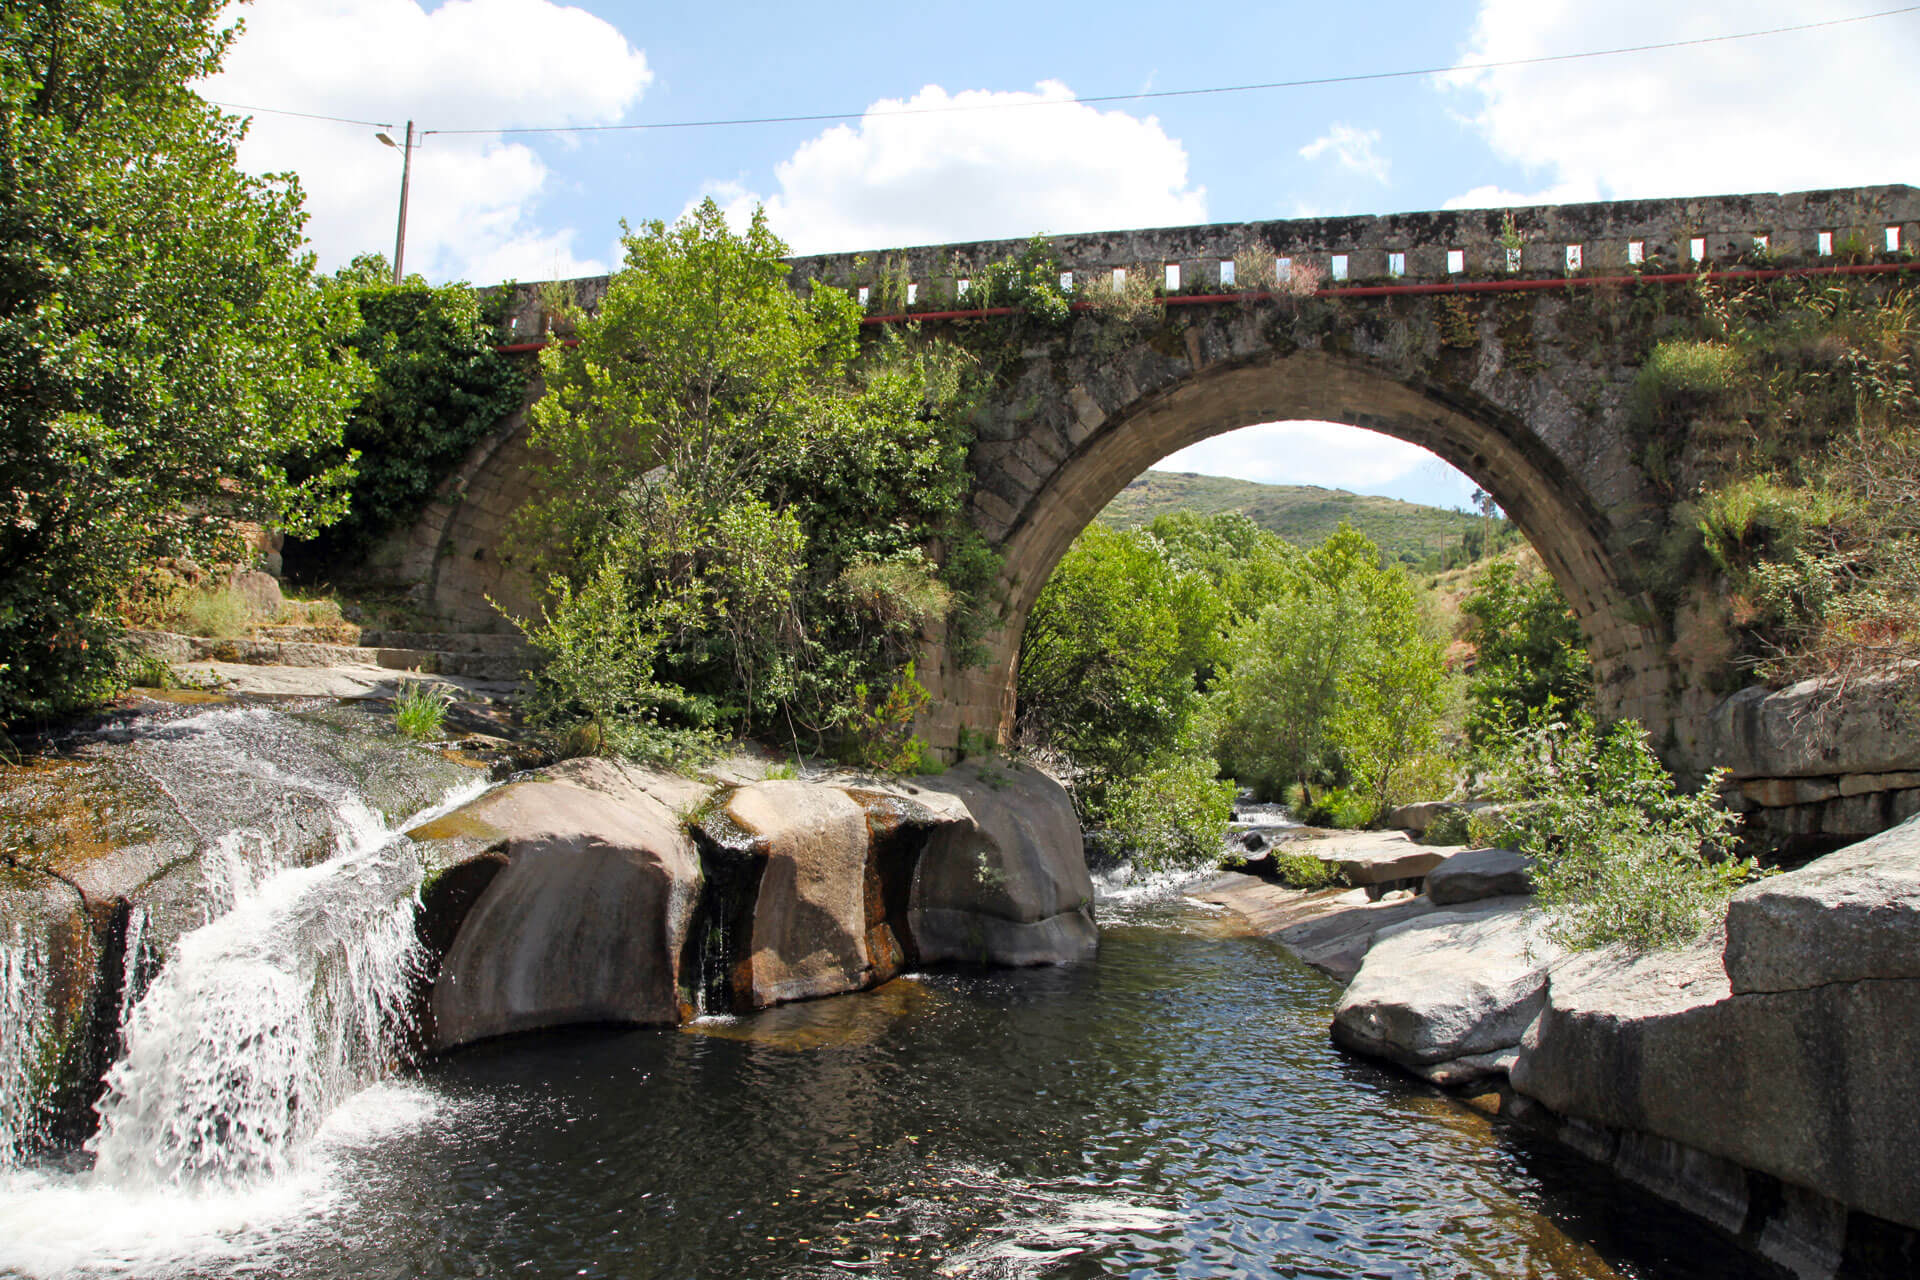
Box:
375;121;415;284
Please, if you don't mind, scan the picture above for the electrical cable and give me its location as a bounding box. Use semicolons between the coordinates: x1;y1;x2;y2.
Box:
420;6;1919;138
207;100;394;128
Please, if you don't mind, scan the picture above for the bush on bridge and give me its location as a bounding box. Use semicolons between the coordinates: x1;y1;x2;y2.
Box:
510;199;996;759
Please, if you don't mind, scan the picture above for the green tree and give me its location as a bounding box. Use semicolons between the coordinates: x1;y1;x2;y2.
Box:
0;0;363;725
1211;524;1454;817
1460;560;1593;743
1016;522;1224;788
284;256;525;576
513;200;987;754
1331;588;1451;824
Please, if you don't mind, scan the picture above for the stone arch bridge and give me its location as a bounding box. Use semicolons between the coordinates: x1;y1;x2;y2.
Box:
369;184;1920;774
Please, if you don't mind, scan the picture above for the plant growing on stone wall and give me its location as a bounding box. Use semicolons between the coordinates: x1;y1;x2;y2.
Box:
1082;262;1165;323
1629;273;1920;705
1232;245;1278;293
1498;212;1525;272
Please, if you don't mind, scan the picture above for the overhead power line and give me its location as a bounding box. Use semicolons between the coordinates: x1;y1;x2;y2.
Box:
207;6;1919;142
208;100;394;129
425;6;1920;138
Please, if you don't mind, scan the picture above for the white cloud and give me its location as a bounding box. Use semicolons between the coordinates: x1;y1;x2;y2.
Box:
205;0;652;282
1157;422;1478;509
1441;1;1920;202
1298;124;1391;184
696;82;1207;255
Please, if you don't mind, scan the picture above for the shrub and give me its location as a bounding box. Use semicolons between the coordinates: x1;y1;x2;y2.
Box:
179;589;252;640
392;680;455;741
1631;339;1746;429
840;661;938;774
1475;714;1753;951
1421;805;1474;846
1101;754;1235;873
1270;850;1346;890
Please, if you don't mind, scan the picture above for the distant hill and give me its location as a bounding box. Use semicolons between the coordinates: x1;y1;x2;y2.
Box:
1099;470;1500;565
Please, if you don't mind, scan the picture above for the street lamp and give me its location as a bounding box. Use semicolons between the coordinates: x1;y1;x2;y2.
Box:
375;121;415;285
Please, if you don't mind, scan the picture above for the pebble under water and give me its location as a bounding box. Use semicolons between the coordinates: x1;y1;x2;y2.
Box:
2;891;1773;1280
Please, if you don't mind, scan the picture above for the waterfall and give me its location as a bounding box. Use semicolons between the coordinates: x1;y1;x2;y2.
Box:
84;769;485;1189
0;923;52;1165
0;703;490;1192
87;829;427;1187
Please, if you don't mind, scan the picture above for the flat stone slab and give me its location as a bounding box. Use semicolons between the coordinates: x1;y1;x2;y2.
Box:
1191;874;1361;936
1723;811;1920;993
178;660;521;701
1291;829;1459;886
1426;847;1533;906
1333;896;1564;1073
1709;674;1920;779
1192;874;1437;981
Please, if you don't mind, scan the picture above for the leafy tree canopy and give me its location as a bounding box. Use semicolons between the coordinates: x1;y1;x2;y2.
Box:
284;256;525;576
513;200;993;755
0;0;364;724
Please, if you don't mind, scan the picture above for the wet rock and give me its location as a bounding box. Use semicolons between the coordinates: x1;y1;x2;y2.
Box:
1332;897;1564;1085
725;782;877;1007
1425;847;1533;906
0;866;109;1147
907;759;1097;967
422;759;701;1050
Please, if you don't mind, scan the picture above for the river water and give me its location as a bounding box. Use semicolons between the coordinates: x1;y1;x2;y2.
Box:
1;880;1767;1279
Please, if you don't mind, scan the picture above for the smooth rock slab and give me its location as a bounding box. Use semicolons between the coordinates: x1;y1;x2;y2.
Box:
424;760;701;1049
1511;924;1920;1233
1723;811;1920;994
1273;890;1437;982
907;759;1096;966
1301;830;1457;887
1425;847;1533;906
1709;674;1920;779
1333;896;1564;1083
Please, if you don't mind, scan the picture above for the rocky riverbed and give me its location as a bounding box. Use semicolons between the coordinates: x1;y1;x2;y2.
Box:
1198;821;1920;1279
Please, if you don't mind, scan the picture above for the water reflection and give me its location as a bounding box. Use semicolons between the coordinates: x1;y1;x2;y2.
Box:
5;897;1775;1279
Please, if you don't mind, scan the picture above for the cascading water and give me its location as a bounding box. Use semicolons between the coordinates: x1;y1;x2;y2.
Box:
0;703;488;1195
88;815;430;1187
0;921;53;1164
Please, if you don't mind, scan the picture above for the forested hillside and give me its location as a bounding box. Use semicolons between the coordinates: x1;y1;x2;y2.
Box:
1100;470;1504;566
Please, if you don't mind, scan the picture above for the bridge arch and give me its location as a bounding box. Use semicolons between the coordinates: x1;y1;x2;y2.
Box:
920;346;1671;756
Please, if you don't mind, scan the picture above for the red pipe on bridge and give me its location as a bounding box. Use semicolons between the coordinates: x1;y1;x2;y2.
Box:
494;259;1919;350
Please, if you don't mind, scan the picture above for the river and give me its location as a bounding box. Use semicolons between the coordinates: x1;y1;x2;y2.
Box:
3;878;1767;1279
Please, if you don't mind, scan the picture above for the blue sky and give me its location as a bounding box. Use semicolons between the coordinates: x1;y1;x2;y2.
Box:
206;1;1920;510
